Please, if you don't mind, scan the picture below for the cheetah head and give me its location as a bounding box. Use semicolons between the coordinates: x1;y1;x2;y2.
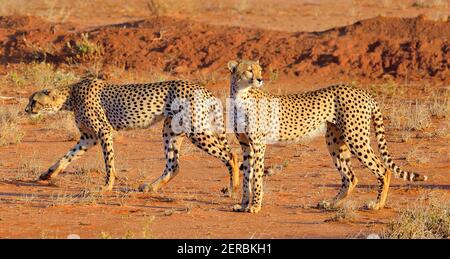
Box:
25;88;68;116
227;60;263;91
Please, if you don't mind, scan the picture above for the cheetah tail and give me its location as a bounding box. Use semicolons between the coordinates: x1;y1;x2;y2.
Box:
371;100;427;182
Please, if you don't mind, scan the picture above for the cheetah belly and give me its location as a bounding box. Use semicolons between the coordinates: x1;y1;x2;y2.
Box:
271;102;329;143
105;105;165;130
274;121;327;144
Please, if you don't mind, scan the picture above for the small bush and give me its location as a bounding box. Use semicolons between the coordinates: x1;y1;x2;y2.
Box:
66;33;104;61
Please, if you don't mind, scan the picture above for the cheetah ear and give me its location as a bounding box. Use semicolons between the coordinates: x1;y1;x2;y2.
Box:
256;60;260;65
227;60;238;73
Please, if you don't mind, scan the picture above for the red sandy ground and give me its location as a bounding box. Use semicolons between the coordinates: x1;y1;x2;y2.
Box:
0;0;448;238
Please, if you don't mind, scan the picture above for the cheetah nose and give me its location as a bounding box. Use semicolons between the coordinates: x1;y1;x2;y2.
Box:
25;106;30;113
257;78;263;85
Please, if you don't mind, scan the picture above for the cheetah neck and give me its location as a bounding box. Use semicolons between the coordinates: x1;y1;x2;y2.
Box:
230;75;238;97
230;75;253;98
57;85;75;111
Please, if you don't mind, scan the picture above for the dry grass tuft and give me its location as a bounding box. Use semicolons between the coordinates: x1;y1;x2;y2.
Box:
16;156;42;180
369;76;406;97
145;0;168;16
4;62;78;90
428;93;449;119
388;101;431;131
405;147;430;164
412;0;448;8
383;194;450;239
325;202;358;223
0;106;24;146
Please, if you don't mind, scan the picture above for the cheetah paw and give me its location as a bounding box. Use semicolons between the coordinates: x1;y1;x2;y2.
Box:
365;201;383;210
248;205;261;213
138;183;156;193
221;186;238;199
317;200;338;210
100;185;113;193
232;204;249;212
38;173;51;181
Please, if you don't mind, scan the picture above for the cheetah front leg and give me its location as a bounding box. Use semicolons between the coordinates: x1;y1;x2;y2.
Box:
233;143;254;212
139;118;184;193
248;143;266;213
38;132;97;181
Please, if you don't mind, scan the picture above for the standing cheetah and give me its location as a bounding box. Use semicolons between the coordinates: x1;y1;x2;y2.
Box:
25;78;240;195
227;60;427;213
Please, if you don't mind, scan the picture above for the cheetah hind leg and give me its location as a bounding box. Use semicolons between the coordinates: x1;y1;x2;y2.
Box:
139;119;183;193
227;151;240;198
351;143;392;210
318;123;358;210
232;144;255;212
185;132;240;199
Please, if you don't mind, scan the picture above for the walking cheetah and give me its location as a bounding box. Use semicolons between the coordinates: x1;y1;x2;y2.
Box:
25;78;240;195
227;60;427;213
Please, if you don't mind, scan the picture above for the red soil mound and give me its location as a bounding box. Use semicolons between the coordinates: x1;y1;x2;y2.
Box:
0;15;448;82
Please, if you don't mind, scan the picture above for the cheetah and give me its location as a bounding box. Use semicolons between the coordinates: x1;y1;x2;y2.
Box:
25;78;240;195
227;60;427;213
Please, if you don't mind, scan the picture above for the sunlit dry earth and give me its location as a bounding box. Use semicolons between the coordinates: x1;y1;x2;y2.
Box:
0;0;449;238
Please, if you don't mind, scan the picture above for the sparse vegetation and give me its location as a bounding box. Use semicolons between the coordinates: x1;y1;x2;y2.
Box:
4;62;78;90
400;131;412;143
405;147;430;164
412;0;447;8
16;155;42;180
428;94;449;119
146;0;168;16
326;202;358;223
50;191;76;206
388;101;431;131
403;102;432;131
100;232;112;239
268;67;279;84
0;106;24;146
383;194;450;239
142;215;155;239
0;0;448;239
369;76;406;97
66;33;104;62
234;0;250;14
195;71;221;86
23;39;58;62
